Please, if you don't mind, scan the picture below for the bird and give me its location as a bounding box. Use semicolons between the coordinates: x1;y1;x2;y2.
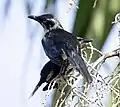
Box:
28;13;92;82
29;60;61;98
28;13;93;95
29;37;92;98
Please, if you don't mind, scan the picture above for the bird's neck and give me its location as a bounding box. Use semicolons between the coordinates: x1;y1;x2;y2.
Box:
44;24;63;34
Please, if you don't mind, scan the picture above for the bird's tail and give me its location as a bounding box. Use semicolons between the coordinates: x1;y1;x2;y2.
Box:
69;51;93;83
29;81;42;99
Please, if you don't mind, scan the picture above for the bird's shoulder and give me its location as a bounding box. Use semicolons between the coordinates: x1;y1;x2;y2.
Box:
46;29;77;42
47;29;73;37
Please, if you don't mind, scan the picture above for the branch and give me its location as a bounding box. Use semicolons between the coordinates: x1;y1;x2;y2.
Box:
92;47;120;69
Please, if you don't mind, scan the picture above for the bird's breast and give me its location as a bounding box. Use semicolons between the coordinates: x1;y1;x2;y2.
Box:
42;36;60;58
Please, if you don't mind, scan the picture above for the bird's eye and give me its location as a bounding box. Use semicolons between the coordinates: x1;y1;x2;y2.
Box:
49;21;55;27
46;19;55;27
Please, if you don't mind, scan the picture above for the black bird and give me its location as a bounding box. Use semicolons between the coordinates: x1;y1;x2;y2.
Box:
29;37;92;98
29;60;61;98
28;13;92;90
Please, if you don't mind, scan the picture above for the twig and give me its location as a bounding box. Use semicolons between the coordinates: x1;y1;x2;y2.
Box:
92;47;120;69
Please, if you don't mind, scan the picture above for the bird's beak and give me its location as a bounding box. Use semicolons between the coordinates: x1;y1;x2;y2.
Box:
28;15;46;28
28;15;38;21
28;15;44;26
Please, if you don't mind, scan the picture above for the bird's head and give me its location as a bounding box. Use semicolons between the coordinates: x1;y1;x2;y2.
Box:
28;14;63;32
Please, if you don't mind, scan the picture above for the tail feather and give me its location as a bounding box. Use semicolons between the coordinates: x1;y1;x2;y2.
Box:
68;50;93;83
77;54;92;83
75;53;92;83
29;81;42;99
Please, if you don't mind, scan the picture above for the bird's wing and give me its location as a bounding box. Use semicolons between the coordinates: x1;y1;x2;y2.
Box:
51;29;93;83
40;61;54;78
42;35;64;65
29;61;59;98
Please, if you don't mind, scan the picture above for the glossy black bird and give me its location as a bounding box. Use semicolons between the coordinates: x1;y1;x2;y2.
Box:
28;13;92;89
29;61;61;98
29;37;92;98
